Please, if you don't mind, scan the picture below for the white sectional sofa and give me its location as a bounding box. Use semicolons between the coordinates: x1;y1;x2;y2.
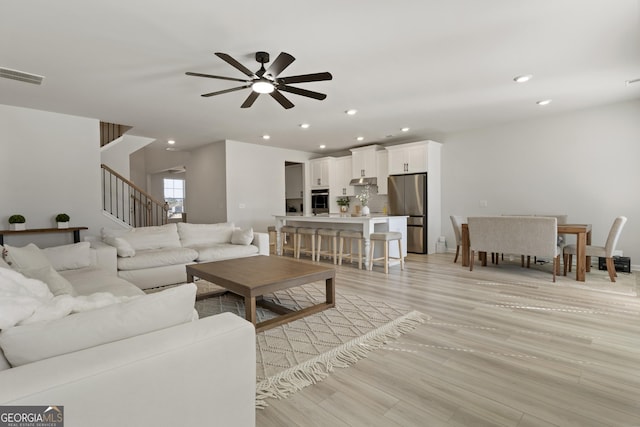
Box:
102;222;269;289
0;241;256;427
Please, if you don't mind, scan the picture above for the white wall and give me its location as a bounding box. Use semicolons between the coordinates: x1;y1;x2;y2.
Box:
185;141;227;224
224;140;314;232
101;134;154;180
0;104;105;247
441;99;640;266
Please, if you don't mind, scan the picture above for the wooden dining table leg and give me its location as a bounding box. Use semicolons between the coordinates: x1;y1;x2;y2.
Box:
576;231;587;282
461;224;470;267
586;230;592;272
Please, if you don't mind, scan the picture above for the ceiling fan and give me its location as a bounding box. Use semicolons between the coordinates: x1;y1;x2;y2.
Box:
186;51;332;109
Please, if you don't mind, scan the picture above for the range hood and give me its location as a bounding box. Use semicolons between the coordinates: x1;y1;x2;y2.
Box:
349;177;377;186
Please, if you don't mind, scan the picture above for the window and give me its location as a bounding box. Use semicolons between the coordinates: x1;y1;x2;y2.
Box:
164;178;185;218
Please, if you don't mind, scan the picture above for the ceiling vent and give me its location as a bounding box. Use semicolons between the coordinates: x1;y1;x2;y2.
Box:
0;67;44;85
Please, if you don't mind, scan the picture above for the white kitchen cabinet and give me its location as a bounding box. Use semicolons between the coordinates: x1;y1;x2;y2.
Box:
333;156;354;197
309;157;334;189
285;163;303;199
376;151;388;195
350;145;382;179
386;141;431;174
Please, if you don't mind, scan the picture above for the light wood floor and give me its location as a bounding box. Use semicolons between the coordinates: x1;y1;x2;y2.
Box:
256;253;640;427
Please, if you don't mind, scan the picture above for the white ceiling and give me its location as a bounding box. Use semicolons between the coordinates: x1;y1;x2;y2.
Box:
2;1;639;154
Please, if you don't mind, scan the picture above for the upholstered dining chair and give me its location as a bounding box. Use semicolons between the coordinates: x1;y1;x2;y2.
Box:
450;215;466;263
563;216;627;282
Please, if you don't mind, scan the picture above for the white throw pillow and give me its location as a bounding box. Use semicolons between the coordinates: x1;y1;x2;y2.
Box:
0;254;11;270
43;242;92;271
0;283;197;367
3;243;50;271
231;228;254;245
103;235;136;257
3;244;76;296
21;266;77;297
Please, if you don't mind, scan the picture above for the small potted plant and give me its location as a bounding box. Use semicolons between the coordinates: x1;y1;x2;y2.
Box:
336;197;350;213
8;214;26;231
55;213;70;229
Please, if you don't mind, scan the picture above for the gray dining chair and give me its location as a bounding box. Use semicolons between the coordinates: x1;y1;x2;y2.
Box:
450;215;466;263
563;216;627;282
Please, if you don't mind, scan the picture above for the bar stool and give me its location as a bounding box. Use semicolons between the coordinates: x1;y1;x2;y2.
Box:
338;230;364;269
296;227;318;261
369;231;404;274
316;229;339;264
280;226;298;257
267;225;276;255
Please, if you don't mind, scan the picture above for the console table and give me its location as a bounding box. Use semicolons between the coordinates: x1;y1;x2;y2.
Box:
0;227;88;245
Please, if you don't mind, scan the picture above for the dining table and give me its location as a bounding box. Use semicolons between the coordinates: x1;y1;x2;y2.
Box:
461;223;592;282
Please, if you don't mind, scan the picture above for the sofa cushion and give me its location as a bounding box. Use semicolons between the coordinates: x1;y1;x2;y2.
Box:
178;222;235;248
43;242;92;271
60;267;145;298
121;223;181;251
194;243;259;263
3;244;76;296
116;247;198;271
231;228;254;245
0;283;197;367
103;235;136;258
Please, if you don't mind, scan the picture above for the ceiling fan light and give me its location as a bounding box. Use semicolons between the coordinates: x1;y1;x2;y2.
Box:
514;74;533;83
252;81;275;94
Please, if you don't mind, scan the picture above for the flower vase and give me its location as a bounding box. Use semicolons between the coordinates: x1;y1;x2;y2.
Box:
57;222;69;229
9;223;26;231
361;206;370;216
340;205;348;213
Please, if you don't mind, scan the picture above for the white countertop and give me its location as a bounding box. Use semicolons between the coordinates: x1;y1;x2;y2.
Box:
275;214;407;222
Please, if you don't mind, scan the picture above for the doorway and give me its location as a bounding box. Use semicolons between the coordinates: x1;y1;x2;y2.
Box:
285;161;304;214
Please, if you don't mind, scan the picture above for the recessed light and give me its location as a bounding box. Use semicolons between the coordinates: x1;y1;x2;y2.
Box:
356;136;364;141
299;123;310;129
625;78;640;86
536;99;552;106
345;109;358;115
167;140;176;145
401;127;410;132
514;74;533;83
262;134;270;140
166;147;177;151
319;144;326;149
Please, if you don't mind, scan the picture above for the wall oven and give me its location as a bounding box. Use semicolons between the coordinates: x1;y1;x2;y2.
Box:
311;189;330;214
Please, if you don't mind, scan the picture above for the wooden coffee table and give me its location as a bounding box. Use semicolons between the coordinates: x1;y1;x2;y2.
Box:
186;256;336;332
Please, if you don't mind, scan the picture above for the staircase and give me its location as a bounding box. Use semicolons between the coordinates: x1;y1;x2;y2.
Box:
101;164;168;227
100;121;132;148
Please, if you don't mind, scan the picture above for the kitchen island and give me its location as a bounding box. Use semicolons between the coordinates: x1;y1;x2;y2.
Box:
274;214;408;268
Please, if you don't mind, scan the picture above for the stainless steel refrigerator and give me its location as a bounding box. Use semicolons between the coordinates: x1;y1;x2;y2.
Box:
388;173;427;253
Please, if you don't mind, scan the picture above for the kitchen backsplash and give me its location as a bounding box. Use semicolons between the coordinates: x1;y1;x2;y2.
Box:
348;187;389;214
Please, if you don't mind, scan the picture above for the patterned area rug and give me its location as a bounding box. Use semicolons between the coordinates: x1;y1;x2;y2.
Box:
193;283;427;408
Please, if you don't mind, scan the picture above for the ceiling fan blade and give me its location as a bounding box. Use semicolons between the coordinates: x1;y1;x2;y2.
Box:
201;85;250;97
278;72;333;85
265;52;295;78
186;71;250;83
215;52;256;78
278;85;327;100
270;90;294;109
240;91;260;108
